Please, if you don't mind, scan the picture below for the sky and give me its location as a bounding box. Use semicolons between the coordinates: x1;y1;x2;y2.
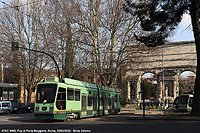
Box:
169;13;194;42
143;71;195;79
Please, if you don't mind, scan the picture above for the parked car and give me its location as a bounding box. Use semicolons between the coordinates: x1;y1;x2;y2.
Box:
11;103;26;113
0;101;12;114
25;103;34;113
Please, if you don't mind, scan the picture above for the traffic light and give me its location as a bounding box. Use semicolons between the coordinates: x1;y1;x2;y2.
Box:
11;41;19;51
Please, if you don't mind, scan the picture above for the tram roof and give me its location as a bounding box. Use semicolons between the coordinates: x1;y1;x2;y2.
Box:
63;78;98;89
42;77;120;92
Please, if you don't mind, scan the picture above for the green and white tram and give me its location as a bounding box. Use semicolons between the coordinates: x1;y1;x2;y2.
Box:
177;93;193;112
34;77;121;120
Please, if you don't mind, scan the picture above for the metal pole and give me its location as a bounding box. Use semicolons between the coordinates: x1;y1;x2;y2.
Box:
142;80;145;118
162;47;165;109
24;78;26;104
1;64;3;83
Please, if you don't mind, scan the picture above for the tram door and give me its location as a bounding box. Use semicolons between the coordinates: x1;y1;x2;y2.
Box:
112;97;115;113
104;97;108;115
56;88;66;110
93;96;97;115
81;93;87;116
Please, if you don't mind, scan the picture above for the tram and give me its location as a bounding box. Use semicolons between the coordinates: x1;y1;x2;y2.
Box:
177;93;193;112
34;77;121;120
0;83;18;102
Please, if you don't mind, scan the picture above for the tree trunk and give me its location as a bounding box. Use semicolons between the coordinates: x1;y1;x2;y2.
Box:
26;88;32;103
65;21;73;78
190;0;200;115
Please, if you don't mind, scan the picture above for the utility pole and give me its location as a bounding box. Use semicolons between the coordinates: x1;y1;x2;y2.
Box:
1;64;3;83
141;79;145;118
162;47;166;109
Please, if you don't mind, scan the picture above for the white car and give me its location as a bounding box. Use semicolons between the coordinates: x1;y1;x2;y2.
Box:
0;101;12;114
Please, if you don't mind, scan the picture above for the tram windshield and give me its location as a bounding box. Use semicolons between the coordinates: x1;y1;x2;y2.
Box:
179;96;189;104
36;84;57;103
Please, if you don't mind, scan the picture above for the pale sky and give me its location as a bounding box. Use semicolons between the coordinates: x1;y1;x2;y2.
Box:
169;13;194;42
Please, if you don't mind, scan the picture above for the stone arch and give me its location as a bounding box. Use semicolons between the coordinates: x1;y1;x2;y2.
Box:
124;41;197;106
178;71;196;94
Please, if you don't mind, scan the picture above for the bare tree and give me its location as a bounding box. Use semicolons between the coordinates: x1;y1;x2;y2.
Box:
70;0;141;87
0;0;56;103
44;0;82;79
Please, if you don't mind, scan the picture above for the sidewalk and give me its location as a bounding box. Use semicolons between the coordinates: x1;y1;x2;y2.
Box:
120;108;200;121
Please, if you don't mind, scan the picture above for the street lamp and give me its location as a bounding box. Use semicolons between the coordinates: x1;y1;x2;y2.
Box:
162;47;166;109
139;79;145;118
11;42;61;81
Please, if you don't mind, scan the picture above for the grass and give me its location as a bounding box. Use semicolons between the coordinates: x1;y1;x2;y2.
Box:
121;106;175;111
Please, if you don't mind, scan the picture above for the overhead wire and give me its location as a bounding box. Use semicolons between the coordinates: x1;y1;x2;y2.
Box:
0;0;43;10
0;0;46;28
0;0;44;18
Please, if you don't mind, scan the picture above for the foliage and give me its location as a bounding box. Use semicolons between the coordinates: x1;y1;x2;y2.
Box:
123;0;191;47
142;80;156;99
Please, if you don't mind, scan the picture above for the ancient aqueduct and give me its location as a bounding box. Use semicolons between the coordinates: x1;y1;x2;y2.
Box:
124;41;196;106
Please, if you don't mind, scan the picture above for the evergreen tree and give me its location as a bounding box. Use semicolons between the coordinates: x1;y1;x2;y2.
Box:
143;80;156;99
123;0;200;115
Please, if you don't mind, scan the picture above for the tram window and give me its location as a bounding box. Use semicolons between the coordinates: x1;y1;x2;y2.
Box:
42;91;44;100
67;88;74;100
56;88;66;110
100;97;102;106
36;84;57;103
88;96;92;106
109;98;111;106
179;96;188;104
189;97;193;107
37;93;41;101
75;89;80;101
57;88;66;101
105;97;108;104
115;95;118;102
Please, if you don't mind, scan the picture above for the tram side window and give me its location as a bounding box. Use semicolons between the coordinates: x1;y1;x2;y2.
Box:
57;88;66;101
75;89;80;101
115;94;118;102
109;98;111;106
105;97;108;105
189;97;193;107
100;97;102;106
56;87;66;110
88;96;92;106
67;88;74;100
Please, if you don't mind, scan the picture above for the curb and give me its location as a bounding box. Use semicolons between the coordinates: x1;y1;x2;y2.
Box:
120;109;200;121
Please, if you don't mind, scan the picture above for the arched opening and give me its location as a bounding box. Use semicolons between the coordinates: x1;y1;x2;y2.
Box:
141;73;157;103
179;71;195;94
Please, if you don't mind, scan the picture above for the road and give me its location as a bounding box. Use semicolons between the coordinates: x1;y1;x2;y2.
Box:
0;112;200;133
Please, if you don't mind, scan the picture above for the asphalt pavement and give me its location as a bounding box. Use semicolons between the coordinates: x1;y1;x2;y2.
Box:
1;110;200;133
